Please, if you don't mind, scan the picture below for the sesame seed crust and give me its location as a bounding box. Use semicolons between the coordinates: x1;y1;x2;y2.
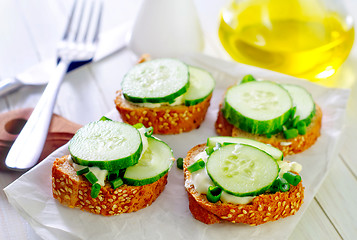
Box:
184;144;305;225
52;156;168;216
215;103;322;156
114;91;212;134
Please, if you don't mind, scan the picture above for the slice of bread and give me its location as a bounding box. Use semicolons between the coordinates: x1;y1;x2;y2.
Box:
215;104;322;156
52;155;168;216
184;144;304;225
115;91;212;134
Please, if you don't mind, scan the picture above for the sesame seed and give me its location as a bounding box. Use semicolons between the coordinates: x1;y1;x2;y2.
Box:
108;199;113;203
268;206;272;212
109;211;114;215
238;206;244;210
238;214;244;217
258;206;263;211
78;195;83;200
274;215;279;219
230;209;236;213
86;200;91;204
266;213;271;216
227;214;232;218
243;210;247;214
263;217;269;222
125;114;130;119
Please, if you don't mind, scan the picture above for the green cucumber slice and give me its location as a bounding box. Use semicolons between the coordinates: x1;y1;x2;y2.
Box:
121;58;189;104
282;84;315;125
124;137;173;186
69;121;143;171
184;66;215;106
206;144;279;197
223;81;292;134
206;136;283;161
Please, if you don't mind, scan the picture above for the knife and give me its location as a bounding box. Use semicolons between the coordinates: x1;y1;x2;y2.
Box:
0;22;131;97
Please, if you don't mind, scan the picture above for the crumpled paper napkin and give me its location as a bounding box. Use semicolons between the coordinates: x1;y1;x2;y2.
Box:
4;54;350;240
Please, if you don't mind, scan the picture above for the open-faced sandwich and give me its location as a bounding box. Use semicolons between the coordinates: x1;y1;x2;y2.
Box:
183;136;304;225
115;58;215;134
52;118;174;216
215;75;322;156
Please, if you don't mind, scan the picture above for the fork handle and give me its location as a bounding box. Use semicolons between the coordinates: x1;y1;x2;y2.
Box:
5;60;70;170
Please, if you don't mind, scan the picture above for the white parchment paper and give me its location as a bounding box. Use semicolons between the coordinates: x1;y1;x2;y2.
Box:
4;54;350;240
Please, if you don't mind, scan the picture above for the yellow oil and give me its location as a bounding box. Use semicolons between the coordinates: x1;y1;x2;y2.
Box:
218;0;355;83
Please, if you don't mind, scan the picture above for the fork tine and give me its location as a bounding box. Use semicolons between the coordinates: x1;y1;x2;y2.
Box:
72;0;86;41
92;1;103;43
62;0;78;40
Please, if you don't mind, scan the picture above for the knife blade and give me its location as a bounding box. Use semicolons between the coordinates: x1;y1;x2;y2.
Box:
0;22;131;97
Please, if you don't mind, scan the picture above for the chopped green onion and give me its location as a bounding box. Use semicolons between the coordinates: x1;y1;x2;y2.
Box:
270;178;280;193
187;159;205;173
222;142;235;146
283;171;301;186
266;133;272;138
207;186;222;203
133;123;144;129
91;183;101;198
110;177;124;189
99;116;112;121
76;167;89;175
144;126;154;137
297;121;307;135
107;170;120;181
85;171;98;184
119;169;126;178
176;157;184;170
292;116;300;128
241;74;256;84
290;106;296;119
283;128;298;139
278;177;290;192
205;147;214;155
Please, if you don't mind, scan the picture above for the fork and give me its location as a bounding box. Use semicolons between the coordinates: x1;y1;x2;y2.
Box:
5;0;103;170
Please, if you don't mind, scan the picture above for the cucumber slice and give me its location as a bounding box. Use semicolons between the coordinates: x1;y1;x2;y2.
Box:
124;137;173;186
223;81;292;134
282;84;315;125
206;136;283;161
121;58;190;104
69;121;143;171
206;144;279;197
184;66;215;106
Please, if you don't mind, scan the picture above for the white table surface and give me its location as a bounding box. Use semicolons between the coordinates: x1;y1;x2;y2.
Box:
1;0;357;239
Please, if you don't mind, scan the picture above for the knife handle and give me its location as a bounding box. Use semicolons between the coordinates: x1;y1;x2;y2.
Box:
0;78;23;97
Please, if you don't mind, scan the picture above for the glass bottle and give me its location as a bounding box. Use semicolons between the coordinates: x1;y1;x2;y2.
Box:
218;0;355;82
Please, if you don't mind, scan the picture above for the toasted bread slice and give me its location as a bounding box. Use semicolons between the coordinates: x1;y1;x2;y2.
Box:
52;155;168;216
215;104;322;156
115;91;212;134
184;144;304;225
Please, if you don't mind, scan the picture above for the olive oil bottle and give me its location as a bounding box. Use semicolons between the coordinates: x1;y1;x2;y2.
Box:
218;0;354;82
